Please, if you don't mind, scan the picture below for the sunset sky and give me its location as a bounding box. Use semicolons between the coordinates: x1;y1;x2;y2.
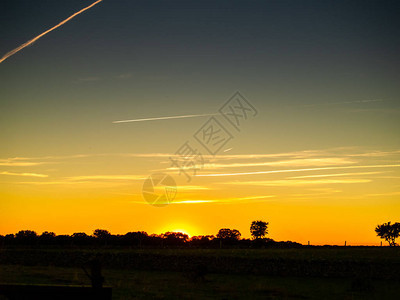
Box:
1;0;399;245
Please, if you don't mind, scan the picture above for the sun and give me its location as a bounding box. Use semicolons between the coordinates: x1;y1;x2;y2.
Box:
159;224;198;238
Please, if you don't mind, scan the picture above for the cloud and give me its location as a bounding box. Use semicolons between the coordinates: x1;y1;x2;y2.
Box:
0;171;48;178
288;171;383;179
224;178;371;187
169;157;355;171
0;161;44;166
113;113;218;123
66;175;145;181
197;164;400;177
2;147;397;163
177;185;210;191
0;0;103;64
169;195;276;204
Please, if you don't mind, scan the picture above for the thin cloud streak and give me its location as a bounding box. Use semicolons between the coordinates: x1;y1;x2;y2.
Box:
0;161;44;166
113;113;217;123
67;175;145;181
197;164;400;177
167;195;275;205
0;171;48;178
0;0;103;64
169;157;355;171
2;148;398;162
288;171;383;179
225;179;371;187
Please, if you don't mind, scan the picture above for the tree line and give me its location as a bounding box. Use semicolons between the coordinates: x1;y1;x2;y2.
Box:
1;220;398;247
0;220;297;248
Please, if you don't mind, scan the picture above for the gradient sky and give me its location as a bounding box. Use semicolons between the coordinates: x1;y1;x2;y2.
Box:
1;0;399;245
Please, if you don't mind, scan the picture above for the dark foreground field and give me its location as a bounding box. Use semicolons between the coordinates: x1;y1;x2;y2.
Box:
1;247;399;299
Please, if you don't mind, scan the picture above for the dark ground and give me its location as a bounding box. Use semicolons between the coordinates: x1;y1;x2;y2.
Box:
1;247;399;299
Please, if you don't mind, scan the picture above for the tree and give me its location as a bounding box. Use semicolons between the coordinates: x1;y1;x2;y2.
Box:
216;228;241;240
162;232;189;246
124;231;148;247
93;229;111;239
375;222;400;246
16;230;37;239
250;220;269;240
15;230;37;245
39;231;56;244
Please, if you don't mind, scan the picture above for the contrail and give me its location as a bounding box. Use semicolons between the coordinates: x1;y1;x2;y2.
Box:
0;0;103;64
113;113;218;124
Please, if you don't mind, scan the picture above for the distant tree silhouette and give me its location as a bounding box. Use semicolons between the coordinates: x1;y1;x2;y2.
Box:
375;222;400;246
4;234;14;244
16;230;37;239
190;235;214;243
217;228;241;240
93;229;111;239
72;232;89;239
72;232;90;245
15;230;37;245
0;226;303;248
124;231;148;247
250;220;269;239
39;231;56;244
162;232;189;246
40;231;55;237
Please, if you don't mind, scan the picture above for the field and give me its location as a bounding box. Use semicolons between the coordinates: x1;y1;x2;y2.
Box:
1;247;400;299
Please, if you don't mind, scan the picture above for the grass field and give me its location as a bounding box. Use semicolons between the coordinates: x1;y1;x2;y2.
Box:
1;247;400;299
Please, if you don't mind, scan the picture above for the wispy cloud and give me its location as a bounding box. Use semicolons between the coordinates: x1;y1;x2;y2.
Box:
224;178;371;187
164;195;275;205
67;175;145;181
178;185;210;191
0;171;48;178
0;161;44;166
2;148;397;163
197;164;400;177
169;157;355;171
113;113;217;123
288;171;383;179
0;0;103;64
363;191;400;197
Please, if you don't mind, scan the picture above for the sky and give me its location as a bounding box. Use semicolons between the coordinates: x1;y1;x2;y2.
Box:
0;0;399;245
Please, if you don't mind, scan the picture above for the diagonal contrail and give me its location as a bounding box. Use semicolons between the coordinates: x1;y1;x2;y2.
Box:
0;0;103;64
113;113;218;124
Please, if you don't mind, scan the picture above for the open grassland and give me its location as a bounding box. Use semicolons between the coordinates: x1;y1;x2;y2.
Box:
1;247;400;299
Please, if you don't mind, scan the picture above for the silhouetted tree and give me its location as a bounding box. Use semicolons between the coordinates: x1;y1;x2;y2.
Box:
162;232;189;246
72;232;89;239
4;234;14;245
72;232;91;245
39;231;56;244
217;228;241;240
93;229;111;239
93;229;111;246
375;222;400;246
15;230;37;244
40;231;55;237
250;220;269;239
190;235;215;246
16;230;37;239
124;231;148;247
